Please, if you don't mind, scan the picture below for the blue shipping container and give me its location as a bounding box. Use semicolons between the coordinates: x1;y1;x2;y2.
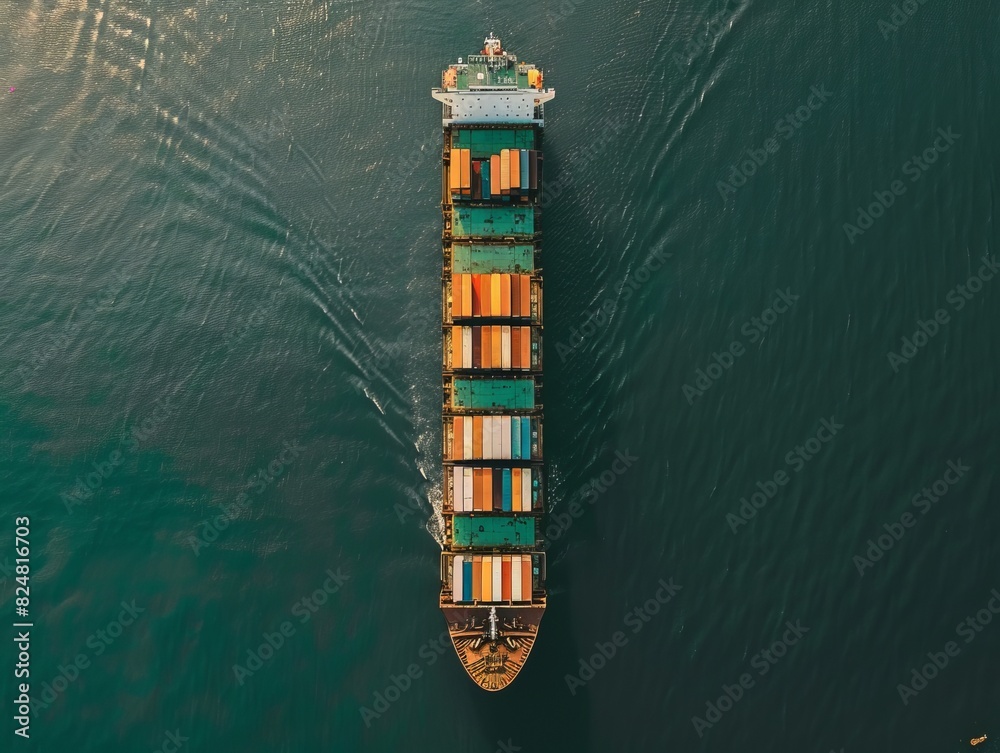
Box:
511;417;522;458
502;469;512;512
521;418;531;459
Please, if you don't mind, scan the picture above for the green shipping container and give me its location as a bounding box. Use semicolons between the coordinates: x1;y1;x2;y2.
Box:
453;378;535;409
452;129;535;158
453;207;534;237
452;244;534;273
453;516;536;547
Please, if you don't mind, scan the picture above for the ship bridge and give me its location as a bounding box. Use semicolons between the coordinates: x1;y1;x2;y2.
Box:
432;34;555;125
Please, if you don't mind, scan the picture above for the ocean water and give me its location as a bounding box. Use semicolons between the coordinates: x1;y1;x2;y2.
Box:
1;1;998;751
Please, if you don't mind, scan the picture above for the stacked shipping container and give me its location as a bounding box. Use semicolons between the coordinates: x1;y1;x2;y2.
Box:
450;554;535;604
449;467;536;512
448;144;543;202
450;273;533;318
447;325;539;370
447;415;537;460
443;125;544;609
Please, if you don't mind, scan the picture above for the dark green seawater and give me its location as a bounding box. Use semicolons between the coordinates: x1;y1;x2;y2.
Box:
1;1;998;751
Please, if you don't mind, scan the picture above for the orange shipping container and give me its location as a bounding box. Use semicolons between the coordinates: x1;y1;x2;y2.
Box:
512;468;522;510
449;153;461;191
502;556;512;602
491;274;501;316
472;557;482;601
511;275;520;316
461;274;472;318
451;326;462;369
490;154;501;197
520;276;531;317
510;149;520;189
482;468;492;511
482;556;493;601
500;149;510;193
511;327;521;369
520;555;532;600
473;416;483;458
501;326;511;369
471;274;482;316
521;326;531;368
491;325;501;366
501;274;512;316
479;275;492;316
451;276;462;319
460;149;471;190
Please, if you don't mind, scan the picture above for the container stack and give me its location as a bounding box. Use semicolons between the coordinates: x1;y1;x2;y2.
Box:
449;134;543;204
442;125;545;609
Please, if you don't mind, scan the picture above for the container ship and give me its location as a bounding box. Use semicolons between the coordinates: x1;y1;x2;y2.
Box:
432;34;555;691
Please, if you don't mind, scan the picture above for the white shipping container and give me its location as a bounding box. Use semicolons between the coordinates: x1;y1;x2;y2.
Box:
453;467;464;511
463;468;473;511
463;416;473;459
512;556;522;601
483;416;493;459
492;556;502;601
462;327;473;368
492;417;503;459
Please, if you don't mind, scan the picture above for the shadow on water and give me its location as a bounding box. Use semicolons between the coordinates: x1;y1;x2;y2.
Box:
467;563;593;753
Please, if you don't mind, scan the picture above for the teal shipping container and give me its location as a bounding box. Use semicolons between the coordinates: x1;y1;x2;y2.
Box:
453;378;535;409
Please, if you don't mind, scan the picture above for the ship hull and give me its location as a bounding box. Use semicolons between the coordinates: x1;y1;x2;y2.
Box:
432;35;554;690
